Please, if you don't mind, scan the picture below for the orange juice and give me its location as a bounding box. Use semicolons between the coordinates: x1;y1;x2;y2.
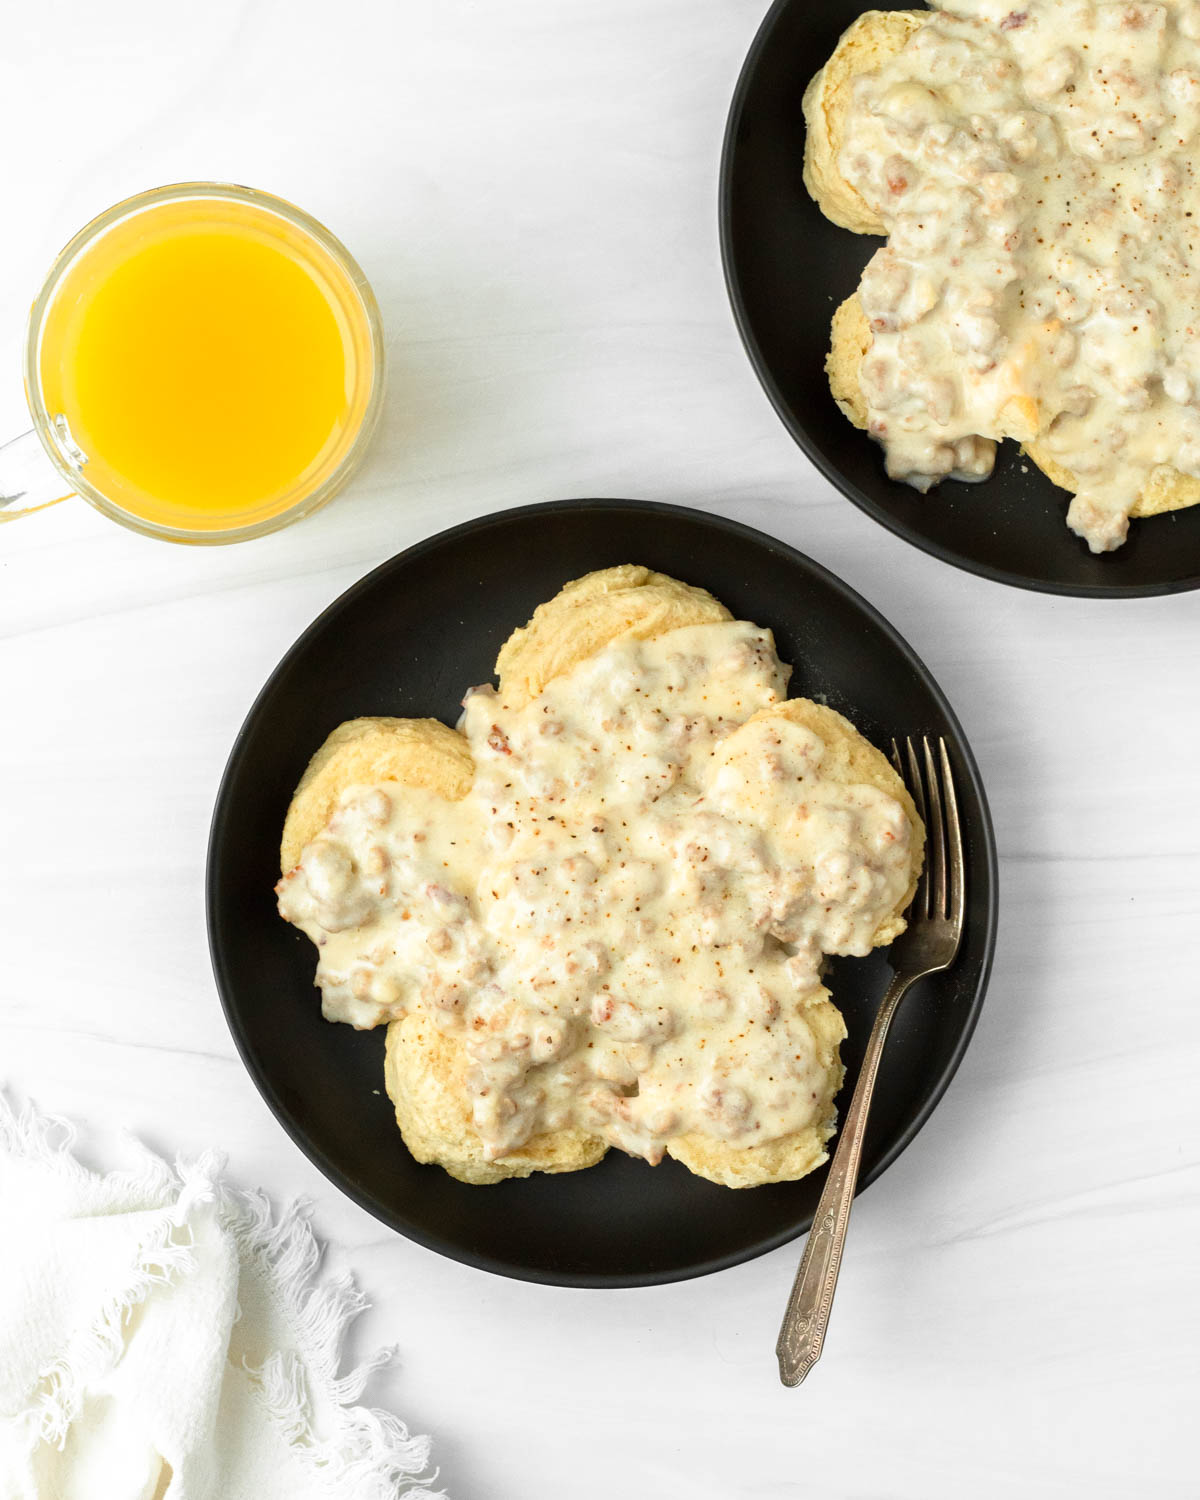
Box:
33;188;380;537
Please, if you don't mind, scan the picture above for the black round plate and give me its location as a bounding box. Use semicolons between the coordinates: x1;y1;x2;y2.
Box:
721;0;1200;597
207;499;996;1286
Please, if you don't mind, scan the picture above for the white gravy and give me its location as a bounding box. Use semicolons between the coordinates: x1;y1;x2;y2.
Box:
277;623;913;1165
838;0;1200;551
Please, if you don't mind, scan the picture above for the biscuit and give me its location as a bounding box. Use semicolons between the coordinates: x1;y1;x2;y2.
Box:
802;10;927;235
280;716;473;875
667;992;847;1188
495;564;730;709
756;696;923;945
385;1016;608;1184
827;293;873;432
828;292;1040;448
1023;442;1200;520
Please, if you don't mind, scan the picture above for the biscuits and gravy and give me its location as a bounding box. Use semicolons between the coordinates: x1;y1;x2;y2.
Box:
806;1;1200;551
276;566;923;1186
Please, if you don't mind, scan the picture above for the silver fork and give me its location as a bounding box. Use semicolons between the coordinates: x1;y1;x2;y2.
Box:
775;735;966;1387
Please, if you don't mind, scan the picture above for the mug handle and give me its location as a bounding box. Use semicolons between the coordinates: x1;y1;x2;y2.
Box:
0;428;72;523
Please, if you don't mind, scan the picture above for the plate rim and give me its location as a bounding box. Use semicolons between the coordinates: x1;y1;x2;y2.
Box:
718;0;1200;600
206;496;998;1286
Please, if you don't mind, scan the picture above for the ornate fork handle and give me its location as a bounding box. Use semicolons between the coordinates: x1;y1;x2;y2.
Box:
776;968;915;1387
776;735;964;1386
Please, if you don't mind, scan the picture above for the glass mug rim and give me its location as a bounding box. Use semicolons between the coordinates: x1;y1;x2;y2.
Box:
23;181;386;545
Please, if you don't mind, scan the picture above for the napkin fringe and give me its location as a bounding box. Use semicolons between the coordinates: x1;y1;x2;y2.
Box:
2;1093;444;1499
0;1092;174;1206
222;1189;442;1499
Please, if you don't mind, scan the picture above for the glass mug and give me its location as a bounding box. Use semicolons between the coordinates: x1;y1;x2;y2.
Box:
1;182;385;544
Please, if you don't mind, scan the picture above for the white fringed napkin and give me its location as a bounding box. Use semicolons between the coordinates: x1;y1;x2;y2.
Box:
0;1095;444;1500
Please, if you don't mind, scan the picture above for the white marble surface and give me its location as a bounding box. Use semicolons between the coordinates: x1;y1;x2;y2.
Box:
3;3;1199;1495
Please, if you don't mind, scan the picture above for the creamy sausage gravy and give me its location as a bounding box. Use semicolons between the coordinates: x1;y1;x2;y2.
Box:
839;0;1200;550
277;623;914;1165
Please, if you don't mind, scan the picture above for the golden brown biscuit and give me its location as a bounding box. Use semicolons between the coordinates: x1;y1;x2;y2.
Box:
827;292;1041;446
666;992;846;1189
280;716;473;875
384;1018;607;1184
802;10;927;235
1023;442;1200;519
495;564;730;709
827;293;873;431
756;697;923;946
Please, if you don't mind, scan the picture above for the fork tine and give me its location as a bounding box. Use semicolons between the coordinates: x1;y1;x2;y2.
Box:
922;736;947;920
902;737;930;920
892;739;922;918
889;738;907;799
902;737;927;826
939;738;966;932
